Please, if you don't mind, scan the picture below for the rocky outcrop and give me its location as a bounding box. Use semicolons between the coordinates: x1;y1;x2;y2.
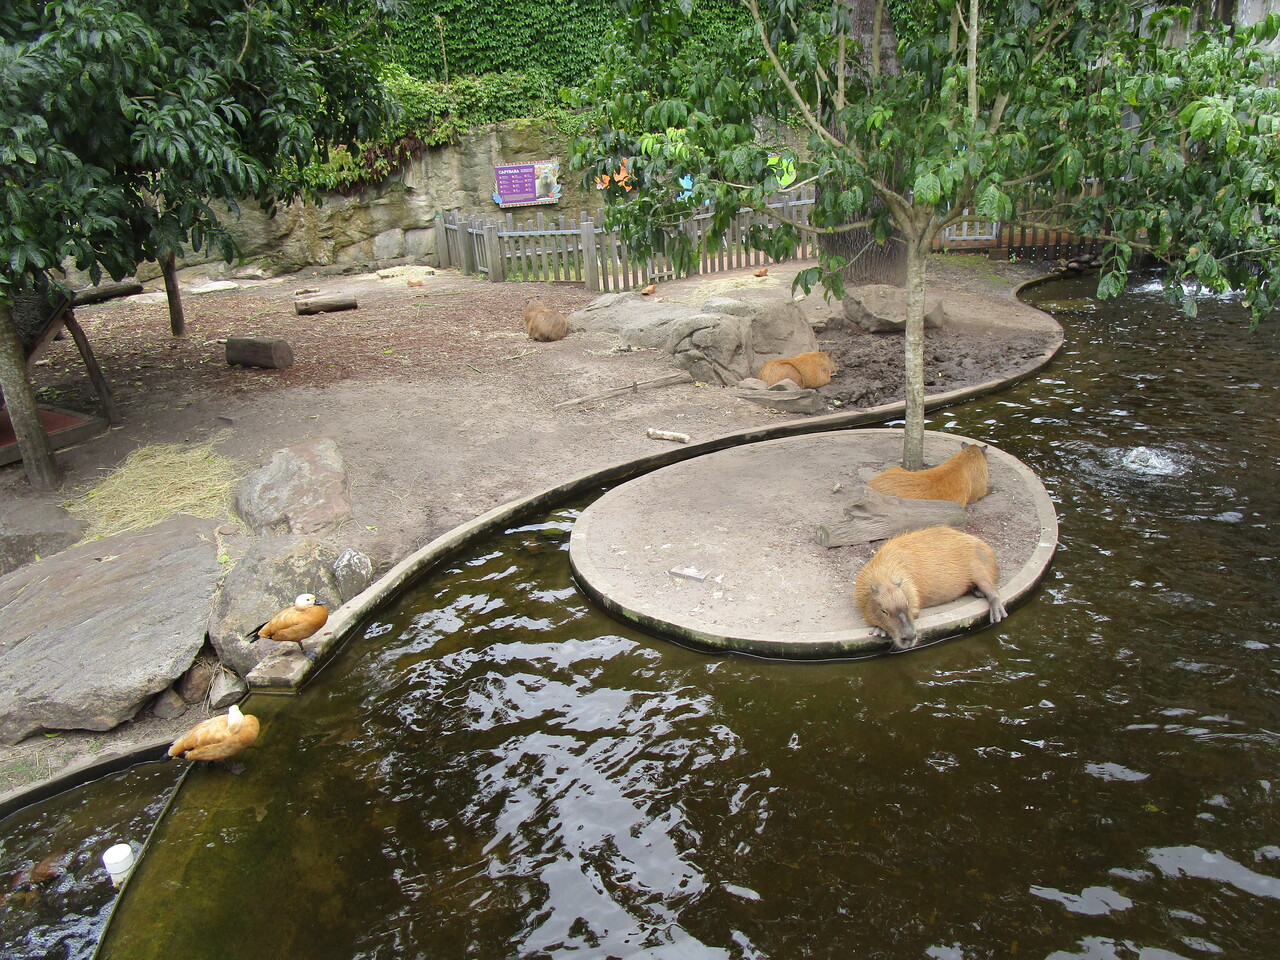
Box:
207;536;373;676
0;501;86;578
841;284;949;333
236;438;353;536
570;294;818;386
0;515;221;744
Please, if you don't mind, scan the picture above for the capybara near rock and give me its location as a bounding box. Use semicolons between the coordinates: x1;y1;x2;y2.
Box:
757;350;836;388
853;525;1006;650
867;442;990;506
523;298;569;342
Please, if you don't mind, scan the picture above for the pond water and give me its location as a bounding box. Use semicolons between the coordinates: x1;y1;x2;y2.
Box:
5;273;1279;959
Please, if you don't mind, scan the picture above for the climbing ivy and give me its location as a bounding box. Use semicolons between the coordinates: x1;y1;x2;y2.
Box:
375;0;750;85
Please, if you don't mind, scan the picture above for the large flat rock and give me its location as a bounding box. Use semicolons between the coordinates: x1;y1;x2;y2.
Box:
0;515;221;743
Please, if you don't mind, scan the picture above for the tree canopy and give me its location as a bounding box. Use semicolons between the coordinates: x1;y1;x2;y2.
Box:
575;0;1280;468
0;0;392;486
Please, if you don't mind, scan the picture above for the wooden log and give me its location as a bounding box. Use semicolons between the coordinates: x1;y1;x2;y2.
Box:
816;486;966;547
294;293;357;315
226;337;295;370
63;312;121;426
72;281;143;306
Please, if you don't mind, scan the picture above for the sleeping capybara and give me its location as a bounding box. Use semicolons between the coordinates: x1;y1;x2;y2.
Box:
757;350;836;388
867;442;990;506
853;525;1006;650
523;298;569;342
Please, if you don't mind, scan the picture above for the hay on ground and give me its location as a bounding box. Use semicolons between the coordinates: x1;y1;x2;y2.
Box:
65;439;242;541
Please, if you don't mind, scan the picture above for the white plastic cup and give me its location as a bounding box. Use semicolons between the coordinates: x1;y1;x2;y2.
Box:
102;842;135;886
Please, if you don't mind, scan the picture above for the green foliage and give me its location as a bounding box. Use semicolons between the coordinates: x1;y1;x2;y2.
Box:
0;0;392;302
376;0;749;85
302;66;578;191
575;0;1280;323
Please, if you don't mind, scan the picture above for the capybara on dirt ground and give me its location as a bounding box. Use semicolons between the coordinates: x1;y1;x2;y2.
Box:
757;350;836;388
853;525;1006;650
867;442;990;506
523;298;569;342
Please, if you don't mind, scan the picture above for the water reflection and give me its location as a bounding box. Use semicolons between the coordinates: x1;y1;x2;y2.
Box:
13;273;1280;959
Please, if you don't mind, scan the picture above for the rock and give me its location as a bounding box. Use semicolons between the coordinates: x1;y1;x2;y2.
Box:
572;291;817;387
207;536;343;676
666;313;753;385
151;687;189;720
0;516;221;744
209;669;248;709
769;378;802;391
731;388;826;415
701;296;755;317
569;292;702;350
189;280;239;294
333;548;374;601
841;284;949;333
737;377;768;390
742;299;818;360
177;657;217;703
0;501;87;577
235;438;353;536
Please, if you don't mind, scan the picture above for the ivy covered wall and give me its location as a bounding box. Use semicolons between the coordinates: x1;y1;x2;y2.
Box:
380;0;751;84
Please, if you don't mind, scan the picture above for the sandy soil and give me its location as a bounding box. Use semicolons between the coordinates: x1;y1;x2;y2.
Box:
0;253;1059;806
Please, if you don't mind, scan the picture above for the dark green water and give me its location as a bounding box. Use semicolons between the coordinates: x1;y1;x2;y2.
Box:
7;274;1280;959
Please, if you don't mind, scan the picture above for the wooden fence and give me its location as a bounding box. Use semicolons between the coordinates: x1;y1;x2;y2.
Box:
435;185;1101;292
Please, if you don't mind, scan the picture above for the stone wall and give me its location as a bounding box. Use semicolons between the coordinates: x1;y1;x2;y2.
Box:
182;119;593;279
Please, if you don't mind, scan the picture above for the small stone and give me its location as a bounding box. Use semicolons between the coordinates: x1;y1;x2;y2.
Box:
768;378;801;391
737;377;767;390
152;687;189;720
209;669;249;709
177;659;217;703
333;548;374;601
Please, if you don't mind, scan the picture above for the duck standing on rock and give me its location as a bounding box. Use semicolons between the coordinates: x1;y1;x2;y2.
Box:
168;705;260;764
249;593;328;659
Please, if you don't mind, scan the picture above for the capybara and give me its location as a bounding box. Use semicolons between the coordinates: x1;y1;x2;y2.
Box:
867;442;990;506
523;298;569;342
854;525;1006;650
757;350;836;388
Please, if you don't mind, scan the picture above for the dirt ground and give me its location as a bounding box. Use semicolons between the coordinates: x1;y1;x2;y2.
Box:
0;253;1059;804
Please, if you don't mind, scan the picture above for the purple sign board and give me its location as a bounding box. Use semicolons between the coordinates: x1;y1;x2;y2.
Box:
493;161;561;207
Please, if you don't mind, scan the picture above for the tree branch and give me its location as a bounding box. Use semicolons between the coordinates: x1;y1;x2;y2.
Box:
743;0;844;150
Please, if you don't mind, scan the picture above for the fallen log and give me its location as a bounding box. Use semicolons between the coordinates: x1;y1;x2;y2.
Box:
72;281;144;306
817;486;966;547
295;293;358;315
226;337;295;370
554;372;693;408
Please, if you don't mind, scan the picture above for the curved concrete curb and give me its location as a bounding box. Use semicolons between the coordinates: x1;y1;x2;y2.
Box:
568;430;1058;659
251;301;1064;688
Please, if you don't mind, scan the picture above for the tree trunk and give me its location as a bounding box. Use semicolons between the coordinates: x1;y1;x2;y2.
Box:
162;252;186;338
0;302;62;489
901;237;928;470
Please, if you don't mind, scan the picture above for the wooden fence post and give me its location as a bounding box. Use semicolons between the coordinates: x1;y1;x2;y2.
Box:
582;219;600;292
484;221;503;282
434;215;450;269
459;216;477;276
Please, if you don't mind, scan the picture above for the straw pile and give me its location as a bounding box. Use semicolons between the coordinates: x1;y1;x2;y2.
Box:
65;439;243;541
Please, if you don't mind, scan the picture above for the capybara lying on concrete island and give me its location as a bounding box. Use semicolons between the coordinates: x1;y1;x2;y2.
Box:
523;298;569;342
757;350;836;388
854;525;1006;650
868;442;990;506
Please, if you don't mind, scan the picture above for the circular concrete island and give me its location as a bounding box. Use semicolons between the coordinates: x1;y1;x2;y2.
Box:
569;429;1058;658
